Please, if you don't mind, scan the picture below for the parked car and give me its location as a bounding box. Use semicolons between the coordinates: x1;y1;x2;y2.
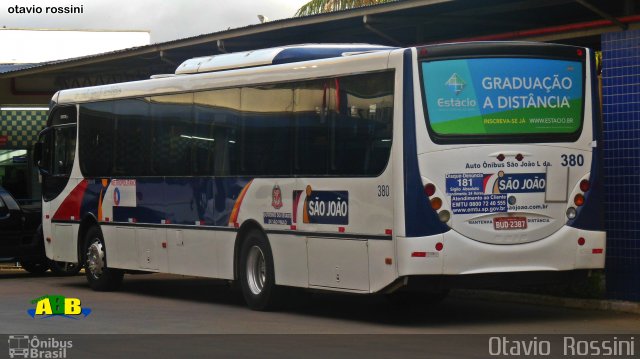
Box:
0;186;80;275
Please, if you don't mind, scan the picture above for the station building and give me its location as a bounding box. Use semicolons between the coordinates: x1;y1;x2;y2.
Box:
1;0;638;301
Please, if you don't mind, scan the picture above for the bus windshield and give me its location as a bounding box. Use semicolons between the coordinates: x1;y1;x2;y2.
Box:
421;57;584;140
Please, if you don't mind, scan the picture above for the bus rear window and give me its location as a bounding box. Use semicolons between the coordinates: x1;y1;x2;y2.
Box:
421;57;584;140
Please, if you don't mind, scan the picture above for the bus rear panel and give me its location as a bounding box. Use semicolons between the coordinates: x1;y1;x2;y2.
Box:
397;42;604;284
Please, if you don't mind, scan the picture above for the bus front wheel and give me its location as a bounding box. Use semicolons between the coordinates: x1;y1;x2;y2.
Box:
84;226;124;291
239;230;280;311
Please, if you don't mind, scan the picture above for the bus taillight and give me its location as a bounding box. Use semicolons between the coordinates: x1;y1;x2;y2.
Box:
574;193;585;207
431;197;442;210
424;183;436;197
580;179;590;192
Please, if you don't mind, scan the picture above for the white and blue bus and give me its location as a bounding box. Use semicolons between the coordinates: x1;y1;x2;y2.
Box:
35;42;605;310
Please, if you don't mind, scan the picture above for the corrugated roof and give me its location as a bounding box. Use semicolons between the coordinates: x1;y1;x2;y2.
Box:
0;63;40;73
1;0;634;79
0;43;153;75
0;0;416;76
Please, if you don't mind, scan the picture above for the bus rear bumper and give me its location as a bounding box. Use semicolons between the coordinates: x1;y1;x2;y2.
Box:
396;225;606;277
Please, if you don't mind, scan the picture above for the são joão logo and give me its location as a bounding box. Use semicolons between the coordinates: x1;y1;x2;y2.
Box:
27;295;92;319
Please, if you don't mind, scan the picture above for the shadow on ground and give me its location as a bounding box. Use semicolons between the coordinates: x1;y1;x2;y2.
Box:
43;272;610;327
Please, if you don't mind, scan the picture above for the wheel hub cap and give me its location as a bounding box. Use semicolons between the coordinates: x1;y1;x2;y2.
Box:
246;246;266;295
86;240;105;279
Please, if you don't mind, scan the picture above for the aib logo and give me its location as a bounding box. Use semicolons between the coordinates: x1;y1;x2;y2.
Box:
27;295;92;319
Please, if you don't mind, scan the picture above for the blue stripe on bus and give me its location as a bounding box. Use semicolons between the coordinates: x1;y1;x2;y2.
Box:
272;47;392;65
567;50;605;231
402;49;450;237
79;177;250;226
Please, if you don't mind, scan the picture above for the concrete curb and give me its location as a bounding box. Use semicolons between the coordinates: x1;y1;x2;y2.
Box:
0;264;22;270
452;289;640;315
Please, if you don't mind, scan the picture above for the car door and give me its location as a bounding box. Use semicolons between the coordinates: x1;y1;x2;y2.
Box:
0;188;24;256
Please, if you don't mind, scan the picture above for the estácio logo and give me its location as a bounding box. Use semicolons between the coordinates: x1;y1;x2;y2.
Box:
445;73;466;95
27;295;92;319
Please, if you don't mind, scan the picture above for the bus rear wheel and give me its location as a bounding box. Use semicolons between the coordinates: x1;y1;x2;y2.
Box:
239;230;280;311
84;226;124;291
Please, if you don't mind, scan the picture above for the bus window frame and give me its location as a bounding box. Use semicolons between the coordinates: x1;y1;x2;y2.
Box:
40;105;77;201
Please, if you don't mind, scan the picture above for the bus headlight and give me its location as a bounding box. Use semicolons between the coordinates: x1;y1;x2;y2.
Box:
566;207;577;219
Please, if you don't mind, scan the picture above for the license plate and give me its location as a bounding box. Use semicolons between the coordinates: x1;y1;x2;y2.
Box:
493;217;527;230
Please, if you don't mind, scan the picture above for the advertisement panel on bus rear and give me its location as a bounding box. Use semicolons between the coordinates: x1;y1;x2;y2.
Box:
422;58;583;135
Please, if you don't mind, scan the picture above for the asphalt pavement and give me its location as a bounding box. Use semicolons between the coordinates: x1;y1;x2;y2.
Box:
0;268;637;358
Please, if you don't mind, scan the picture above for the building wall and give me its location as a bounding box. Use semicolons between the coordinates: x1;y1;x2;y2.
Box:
0;78;53;105
601;30;640;301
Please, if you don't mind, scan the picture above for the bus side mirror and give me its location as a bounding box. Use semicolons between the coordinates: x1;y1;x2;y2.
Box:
0;196;9;220
34;128;52;176
33;142;43;167
33;140;50;176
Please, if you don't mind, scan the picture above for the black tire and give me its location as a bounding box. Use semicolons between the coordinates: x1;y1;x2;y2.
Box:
84;226;124;291
20;260;49;275
20;226;50;275
49;260;82;276
239;229;280;311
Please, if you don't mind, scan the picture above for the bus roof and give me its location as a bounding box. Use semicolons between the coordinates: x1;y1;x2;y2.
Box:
54;44;395;105
174;44;394;74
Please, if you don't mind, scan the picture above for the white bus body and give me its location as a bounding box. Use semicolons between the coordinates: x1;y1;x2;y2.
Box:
35;43;605;309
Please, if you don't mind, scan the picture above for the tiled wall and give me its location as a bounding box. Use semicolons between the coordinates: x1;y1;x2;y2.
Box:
0;109;47;149
601;30;640;301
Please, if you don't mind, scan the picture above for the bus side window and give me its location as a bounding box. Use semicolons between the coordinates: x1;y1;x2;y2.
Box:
113;99;152;176
329;71;394;176
52;126;76;176
194;88;241;176
150;94;193;177
42;105;77;201
50;106;78;177
294;79;329;175
79;101;115;177
240;84;293;176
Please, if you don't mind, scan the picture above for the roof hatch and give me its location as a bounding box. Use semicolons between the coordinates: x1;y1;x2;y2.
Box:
174;44;392;75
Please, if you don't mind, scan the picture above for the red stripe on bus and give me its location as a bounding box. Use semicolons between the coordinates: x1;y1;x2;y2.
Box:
229;180;253;225
52;180;89;221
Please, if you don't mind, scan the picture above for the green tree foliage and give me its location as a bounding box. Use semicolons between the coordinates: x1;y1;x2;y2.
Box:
296;0;395;17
